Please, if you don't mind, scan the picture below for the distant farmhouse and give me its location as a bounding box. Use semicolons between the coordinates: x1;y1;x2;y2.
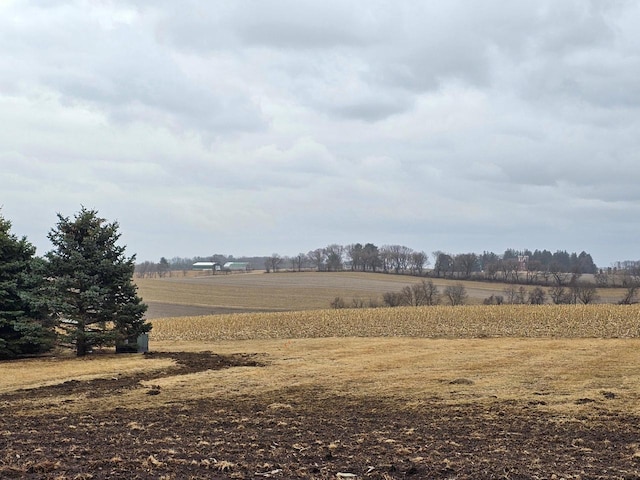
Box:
191;261;251;273
192;261;220;272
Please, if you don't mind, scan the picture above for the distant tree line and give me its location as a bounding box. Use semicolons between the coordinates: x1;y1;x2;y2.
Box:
1;208;150;360
138;243;640;303
143;244;606;283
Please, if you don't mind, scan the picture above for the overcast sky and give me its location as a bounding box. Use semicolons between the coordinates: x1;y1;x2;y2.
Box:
2;1;639;267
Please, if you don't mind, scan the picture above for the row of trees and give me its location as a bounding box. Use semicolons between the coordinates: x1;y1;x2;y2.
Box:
1;208;150;359
277;244;429;275
150;243;601;286
138;243;610;294
292;245;598;278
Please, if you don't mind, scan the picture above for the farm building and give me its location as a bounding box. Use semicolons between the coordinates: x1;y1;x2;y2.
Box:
192;262;221;271
223;261;251;272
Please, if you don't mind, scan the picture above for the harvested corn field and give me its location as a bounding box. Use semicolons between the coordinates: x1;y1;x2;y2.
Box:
150;304;640;341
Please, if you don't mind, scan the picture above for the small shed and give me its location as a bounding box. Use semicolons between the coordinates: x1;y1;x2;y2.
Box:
223;262;251;272
192;262;220;271
116;334;149;354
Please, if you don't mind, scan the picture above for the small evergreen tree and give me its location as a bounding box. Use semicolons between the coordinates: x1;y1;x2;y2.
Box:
0;214;55;359
46;207;150;356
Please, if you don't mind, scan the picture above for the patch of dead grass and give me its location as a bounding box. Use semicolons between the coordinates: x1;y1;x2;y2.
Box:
0;353;175;394
105;337;640;417
3;337;640;418
5;302;640;418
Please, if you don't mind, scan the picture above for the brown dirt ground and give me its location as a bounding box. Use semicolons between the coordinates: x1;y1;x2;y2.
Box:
2;351;640;479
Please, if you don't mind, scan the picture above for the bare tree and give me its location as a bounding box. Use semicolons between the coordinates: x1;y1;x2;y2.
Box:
383;291;403;307
307;248;326;271
351;297;366;308
362;243;381;272
499;259;520;283
345;243;363;271
528;287;546;305
619;284;639;304
157;257;170;277
516;286;527;304
455;253;478;279
503;285;526;304
400;285;420;306
330;297;346;309
383;244;413;274
415;279;440;306
397;280;440;306
570;271;583;287
540;268;552;285
503;284;517;304
594;272;609;287
324;244;344;272
525;260;541;284
483;294;504;305
265;253;282;273
550;263;570;286
548;285;571;304
573;282;599;304
409;251;428;275
444;283;467;306
135;261;158;278
293;253;307;272
621;268;640;289
511;260;523;283
345;243;382;272
433;252;453;278
483;262;499;281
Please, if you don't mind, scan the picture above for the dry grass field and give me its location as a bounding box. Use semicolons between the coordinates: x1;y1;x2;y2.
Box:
137;271;628;317
2;273;640;478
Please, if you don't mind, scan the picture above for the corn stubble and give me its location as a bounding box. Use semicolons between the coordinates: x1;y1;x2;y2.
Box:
150;304;640;341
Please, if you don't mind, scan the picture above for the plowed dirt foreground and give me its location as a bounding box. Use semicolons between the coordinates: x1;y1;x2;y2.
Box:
2;352;640;480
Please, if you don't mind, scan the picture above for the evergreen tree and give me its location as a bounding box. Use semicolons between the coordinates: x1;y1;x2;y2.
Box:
0;215;55;359
158;257;170;277
46;207;150;356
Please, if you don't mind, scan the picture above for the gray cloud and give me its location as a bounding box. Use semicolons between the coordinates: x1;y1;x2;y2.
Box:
0;3;266;138
2;1;640;265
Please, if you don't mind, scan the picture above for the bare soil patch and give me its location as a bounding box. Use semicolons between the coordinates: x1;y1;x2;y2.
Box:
3;345;640;479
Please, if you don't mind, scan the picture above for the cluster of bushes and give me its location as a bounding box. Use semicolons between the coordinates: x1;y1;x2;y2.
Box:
331;279;640;309
330;280;468;309
330;296;381;309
